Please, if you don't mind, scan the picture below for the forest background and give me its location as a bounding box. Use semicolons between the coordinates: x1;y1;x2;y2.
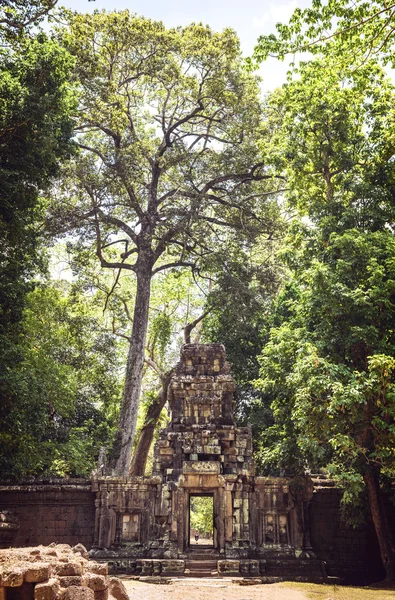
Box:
1;0;395;580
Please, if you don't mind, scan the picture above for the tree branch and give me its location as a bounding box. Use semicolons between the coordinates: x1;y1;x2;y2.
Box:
152;260;196;275
184;309;211;344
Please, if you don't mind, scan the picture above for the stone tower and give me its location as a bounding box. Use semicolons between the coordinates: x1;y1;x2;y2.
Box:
153;343;254;481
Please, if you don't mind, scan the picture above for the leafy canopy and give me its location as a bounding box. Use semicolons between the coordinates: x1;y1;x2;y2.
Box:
253;0;395;68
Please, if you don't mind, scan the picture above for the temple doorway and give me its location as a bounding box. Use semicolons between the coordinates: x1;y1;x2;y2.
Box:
188;494;214;547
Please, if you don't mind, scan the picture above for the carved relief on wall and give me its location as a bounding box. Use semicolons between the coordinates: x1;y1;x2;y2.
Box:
261;511;290;546
122;513;141;542
183;461;220;474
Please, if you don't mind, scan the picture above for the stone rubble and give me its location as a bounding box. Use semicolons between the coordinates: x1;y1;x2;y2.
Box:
0;544;127;600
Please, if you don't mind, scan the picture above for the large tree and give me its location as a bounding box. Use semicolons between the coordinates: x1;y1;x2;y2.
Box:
255;58;395;580
53;11;283;475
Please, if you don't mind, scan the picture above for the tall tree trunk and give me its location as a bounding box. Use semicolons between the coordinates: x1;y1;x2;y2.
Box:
113;261;152;475
128;369;173;476
364;465;395;581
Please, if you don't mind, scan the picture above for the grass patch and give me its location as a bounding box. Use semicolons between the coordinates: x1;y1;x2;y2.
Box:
279;582;395;600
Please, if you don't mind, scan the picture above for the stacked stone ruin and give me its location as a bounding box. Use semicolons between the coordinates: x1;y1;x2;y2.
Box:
0;544;128;600
153;344;254;480
91;344;327;580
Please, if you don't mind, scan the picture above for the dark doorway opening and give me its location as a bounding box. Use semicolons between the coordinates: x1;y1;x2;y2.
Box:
189;493;214;547
6;583;34;600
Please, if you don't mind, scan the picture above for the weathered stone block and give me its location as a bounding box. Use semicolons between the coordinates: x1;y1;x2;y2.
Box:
63;586;94;600
217;560;240;575
84;563;108;576
35;578;60;600
140;560;153;576
25;564;51;583
249;560;260;576
224;447;237;455
157;440;170;448
161;560;184;574
204;446;221;454
58;577;82;588
82;574;106;592
183;461;220;474
2;568;24;587
159;448;174;456
53;563;83;577
93;590;108;600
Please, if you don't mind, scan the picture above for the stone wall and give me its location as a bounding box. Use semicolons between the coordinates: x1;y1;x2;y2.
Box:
1;477;388;583
310;478;384;584
0;482;95;549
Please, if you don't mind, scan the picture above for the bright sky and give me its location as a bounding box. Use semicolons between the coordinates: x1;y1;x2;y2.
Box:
59;0;313;92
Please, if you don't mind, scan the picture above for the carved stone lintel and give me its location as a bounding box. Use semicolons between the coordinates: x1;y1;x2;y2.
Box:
182;461;220;474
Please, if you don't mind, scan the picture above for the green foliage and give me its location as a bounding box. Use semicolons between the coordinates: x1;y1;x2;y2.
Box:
0;1;58;39
202;235;283;469
189;496;213;537
150;312;172;361
0;283;121;479
0;5;76;450
254;57;395;498
253;0;395;68
50;10;283;283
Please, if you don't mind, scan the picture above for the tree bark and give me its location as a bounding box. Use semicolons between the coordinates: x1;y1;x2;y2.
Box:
364;465;395;581
128;369;173;476
113;259;152;475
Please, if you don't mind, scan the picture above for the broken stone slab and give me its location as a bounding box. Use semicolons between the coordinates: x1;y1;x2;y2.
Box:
72;545;89;559
232;578;262;585
138;576;171;584
108;578;129;600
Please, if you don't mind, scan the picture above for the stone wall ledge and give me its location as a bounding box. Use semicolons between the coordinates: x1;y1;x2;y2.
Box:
0;485;92;493
91;476;161;485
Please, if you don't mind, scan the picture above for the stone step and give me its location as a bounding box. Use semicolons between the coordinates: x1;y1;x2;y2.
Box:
184;570;218;577
185;560;218;570
185;552;220;561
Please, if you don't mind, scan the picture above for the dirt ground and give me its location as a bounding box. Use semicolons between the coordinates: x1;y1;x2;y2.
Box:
121;577;395;600
122;577;309;600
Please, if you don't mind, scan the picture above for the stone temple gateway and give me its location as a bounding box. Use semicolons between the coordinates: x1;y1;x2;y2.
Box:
91;344;326;580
